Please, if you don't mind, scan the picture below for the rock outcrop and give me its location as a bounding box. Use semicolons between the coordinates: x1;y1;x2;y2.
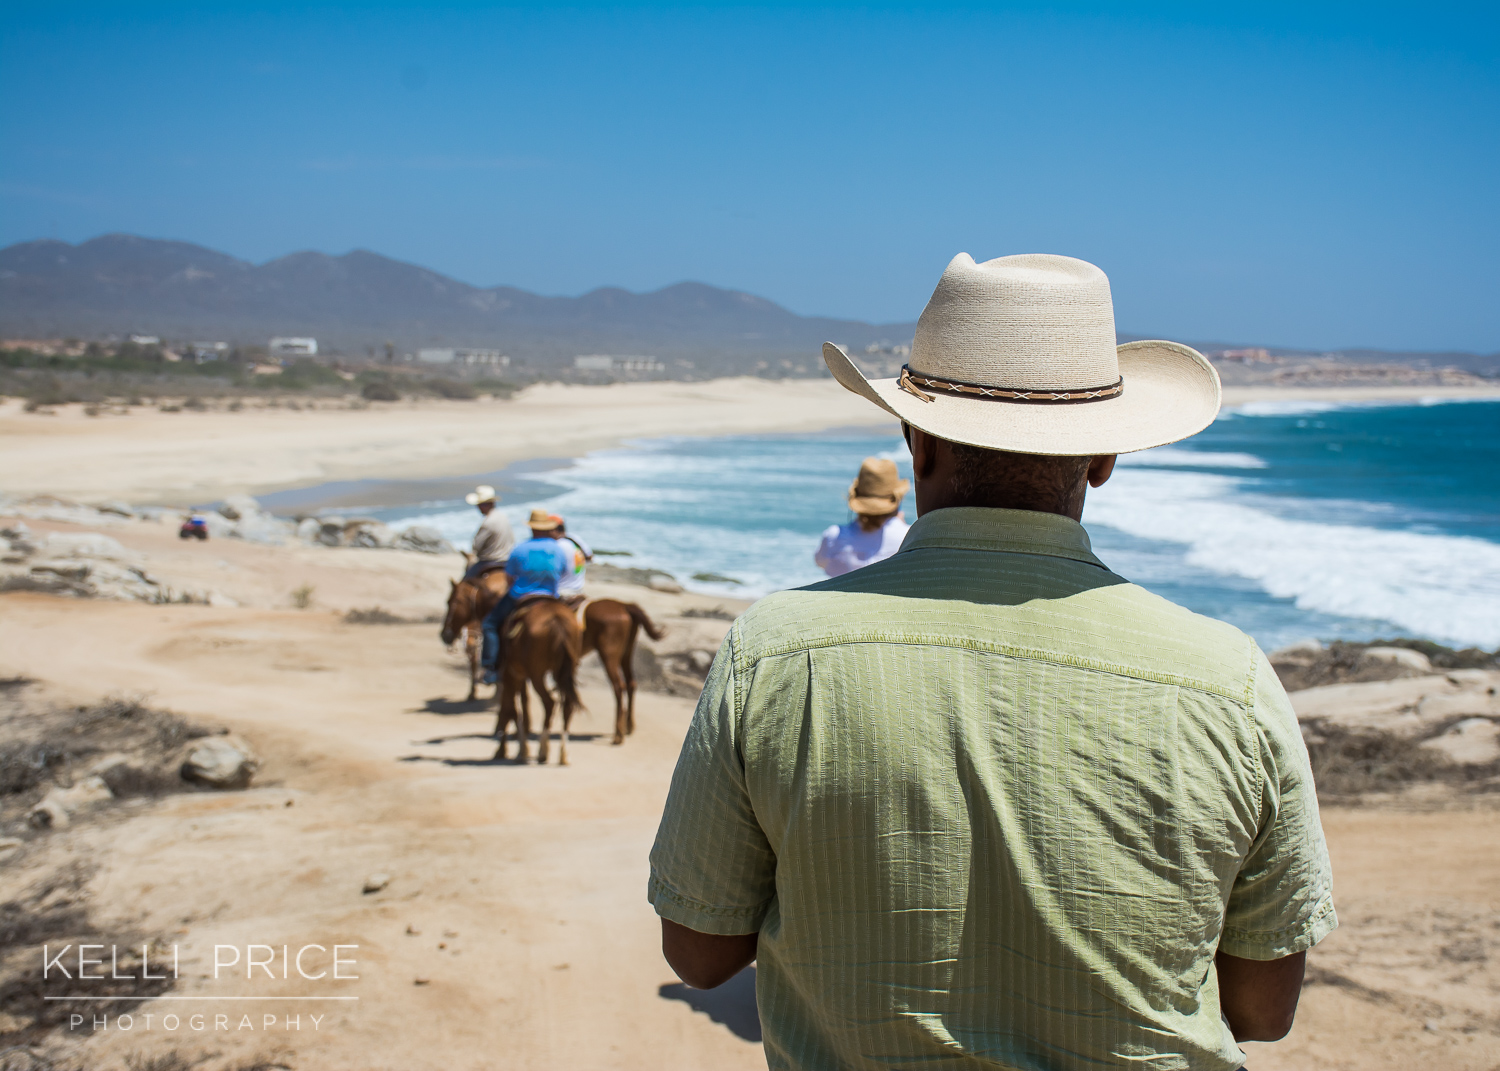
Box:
179;735;260;789
0;522;234;605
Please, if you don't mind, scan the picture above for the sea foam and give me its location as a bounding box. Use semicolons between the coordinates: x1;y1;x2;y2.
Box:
1088;468;1500;648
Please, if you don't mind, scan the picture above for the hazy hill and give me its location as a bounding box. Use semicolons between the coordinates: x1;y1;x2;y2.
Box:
3;234;1494;378
0;234;919;374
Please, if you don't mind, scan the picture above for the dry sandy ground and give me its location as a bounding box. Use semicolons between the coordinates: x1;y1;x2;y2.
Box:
1;519;1496;1070
0;378;894;504
4;379;1499;505
1;520;761;1071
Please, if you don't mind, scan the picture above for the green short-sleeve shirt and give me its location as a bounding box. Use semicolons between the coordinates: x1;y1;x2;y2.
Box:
650;507;1336;1071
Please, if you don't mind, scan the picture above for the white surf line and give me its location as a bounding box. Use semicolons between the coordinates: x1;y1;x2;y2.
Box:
44;995;359;1001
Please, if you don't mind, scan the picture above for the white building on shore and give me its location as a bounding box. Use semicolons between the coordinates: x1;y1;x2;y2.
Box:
417;348;509;367
269;337;318;358
573;354;665;373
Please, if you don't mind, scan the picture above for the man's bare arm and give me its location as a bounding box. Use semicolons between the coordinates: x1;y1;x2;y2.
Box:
661;919;758;989
1215;950;1306;1042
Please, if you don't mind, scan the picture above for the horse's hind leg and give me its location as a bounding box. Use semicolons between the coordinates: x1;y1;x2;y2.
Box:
534;673;557;764
465;626;480;702
558;691;573;767
623;634;639;736
603;646;627;746
515;682;532;763
493;680;514;760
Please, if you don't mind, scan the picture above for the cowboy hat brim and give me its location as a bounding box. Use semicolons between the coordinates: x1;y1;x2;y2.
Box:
823;340;1221;456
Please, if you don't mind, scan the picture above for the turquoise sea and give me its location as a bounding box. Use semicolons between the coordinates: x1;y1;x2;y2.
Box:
374;398;1500;652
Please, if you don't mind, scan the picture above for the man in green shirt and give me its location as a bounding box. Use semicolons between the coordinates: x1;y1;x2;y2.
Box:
650;253;1335;1070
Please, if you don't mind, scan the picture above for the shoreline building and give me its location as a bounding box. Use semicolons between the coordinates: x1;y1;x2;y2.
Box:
573;354;666;373
269;337;318;358
417;348;509;367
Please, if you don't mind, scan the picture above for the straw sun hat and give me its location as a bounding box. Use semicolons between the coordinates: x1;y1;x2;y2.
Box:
465;484;498;506
823;253;1221;456
527;508;562;531
848;457;909;516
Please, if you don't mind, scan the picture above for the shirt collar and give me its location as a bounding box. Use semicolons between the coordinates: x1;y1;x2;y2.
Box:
897;507;1107;570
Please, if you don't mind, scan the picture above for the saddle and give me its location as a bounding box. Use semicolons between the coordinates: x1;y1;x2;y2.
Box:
514;591;563;609
468;559;508;579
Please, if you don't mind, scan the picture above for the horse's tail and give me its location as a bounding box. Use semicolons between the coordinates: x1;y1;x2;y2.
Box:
548;611;586;714
624;602;667;641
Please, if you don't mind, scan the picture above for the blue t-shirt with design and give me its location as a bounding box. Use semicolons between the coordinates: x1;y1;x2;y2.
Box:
505;537;573;597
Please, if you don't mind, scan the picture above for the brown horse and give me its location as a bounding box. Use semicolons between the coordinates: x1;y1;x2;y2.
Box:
495;598;584;765
440;567;509;700
581;599;666;746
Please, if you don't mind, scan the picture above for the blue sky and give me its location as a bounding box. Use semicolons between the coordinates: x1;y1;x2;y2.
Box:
2;2;1497;351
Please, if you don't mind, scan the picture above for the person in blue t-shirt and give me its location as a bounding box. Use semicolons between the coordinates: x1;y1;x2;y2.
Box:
480;508;574;683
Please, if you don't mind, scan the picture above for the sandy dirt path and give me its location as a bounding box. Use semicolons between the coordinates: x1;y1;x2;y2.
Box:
1;589;766;1071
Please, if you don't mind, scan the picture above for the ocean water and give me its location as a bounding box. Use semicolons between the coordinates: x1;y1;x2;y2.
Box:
384;399;1500;652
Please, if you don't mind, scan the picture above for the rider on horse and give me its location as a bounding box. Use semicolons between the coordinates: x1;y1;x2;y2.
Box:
480;508;574;684
464;484;516;582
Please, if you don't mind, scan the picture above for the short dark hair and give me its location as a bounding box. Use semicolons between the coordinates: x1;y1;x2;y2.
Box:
948;441;1091;515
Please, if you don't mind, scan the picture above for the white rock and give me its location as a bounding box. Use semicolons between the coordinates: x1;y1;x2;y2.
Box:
1358;646;1432;673
648;574;684;594
1293;675;1478;738
394;525;451;554
348;522;396;549
296;517;322;543
181;736;260;789
29;798;69;829
217;493;263;521
363;873;392;894
41;532;129;560
29;559;92;580
29;775;114;827
202;512;236;539
232;514;293;545
1269;639;1324;661
1420;718;1500;766
97;500;135;517
1446;669;1494;688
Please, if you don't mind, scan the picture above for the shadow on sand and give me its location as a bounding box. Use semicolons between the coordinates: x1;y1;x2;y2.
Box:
397;731;606;767
659;966;761;1042
412;696;494;716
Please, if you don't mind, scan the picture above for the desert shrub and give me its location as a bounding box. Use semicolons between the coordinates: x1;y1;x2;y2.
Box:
425;377;477;399
1306;726;1446;797
343;606;409;625
361;379;401;401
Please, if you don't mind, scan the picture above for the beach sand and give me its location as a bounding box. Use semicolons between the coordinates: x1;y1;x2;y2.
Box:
3;376;1499;1069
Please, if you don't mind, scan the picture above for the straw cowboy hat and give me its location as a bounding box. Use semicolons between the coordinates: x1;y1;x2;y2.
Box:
823;253;1221;456
527;508;562;532
848;457;909;516
465;484;499;506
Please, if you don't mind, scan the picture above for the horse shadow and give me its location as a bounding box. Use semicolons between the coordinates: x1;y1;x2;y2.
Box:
412;696;493;716
659;966;761;1042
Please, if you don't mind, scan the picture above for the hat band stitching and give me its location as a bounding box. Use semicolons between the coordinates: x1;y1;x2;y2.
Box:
898;366;1124;405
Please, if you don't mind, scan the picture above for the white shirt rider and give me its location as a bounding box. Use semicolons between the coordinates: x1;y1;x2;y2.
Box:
815;512;909;577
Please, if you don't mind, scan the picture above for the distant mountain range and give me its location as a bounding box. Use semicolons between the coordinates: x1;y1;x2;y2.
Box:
1;234;1494;376
0;234;919;374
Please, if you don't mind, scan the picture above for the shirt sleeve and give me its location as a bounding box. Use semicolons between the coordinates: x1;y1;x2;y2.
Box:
1220;648;1338;960
648;630;777;935
813;524;842;570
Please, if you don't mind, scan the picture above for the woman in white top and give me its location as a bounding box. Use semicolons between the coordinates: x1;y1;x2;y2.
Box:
814;457;911;577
